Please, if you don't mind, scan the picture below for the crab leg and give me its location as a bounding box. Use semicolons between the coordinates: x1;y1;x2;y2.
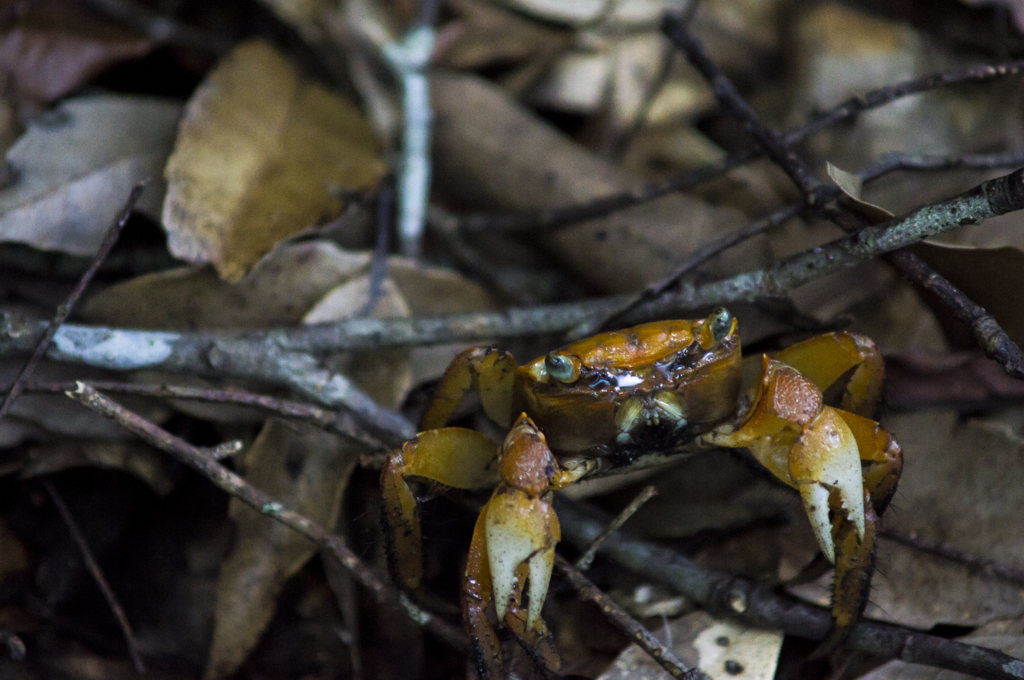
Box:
380;427;500;588
420;346;518;429
769;331;884;418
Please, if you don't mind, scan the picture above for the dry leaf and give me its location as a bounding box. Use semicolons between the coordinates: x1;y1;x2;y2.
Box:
22;441;174;496
162;40;385;282
205;421;359;680
0;0;154;103
911;242;1024;351
600;611;782;680
206;259;417;679
431;73;757;293
0;95;180;255
80;241;372;331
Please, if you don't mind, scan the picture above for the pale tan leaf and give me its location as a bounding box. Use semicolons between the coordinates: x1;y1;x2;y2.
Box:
600;611;782;680
303;275;412;409
162;41;385;282
0;95;180;255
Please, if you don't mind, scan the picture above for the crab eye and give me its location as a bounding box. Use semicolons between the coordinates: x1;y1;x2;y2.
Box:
709;307;734;343
699;307;735;349
545;352;579;383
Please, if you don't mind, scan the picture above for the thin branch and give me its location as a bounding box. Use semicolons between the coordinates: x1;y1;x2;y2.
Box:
382;21;435;257
453;58;1024;235
0;183;145;425
42;479;146;673
569;148;1024;338
658;17;1024;383
881;529;1024;588
575;485;657;571
63;382;470;655
554;554;706;680
885;250;1024;379
556;498;1024;680
661;14;822;198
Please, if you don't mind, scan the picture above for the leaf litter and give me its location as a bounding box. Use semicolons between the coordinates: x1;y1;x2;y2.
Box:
0;2;1023;680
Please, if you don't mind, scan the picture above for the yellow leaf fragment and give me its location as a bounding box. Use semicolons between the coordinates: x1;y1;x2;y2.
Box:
162;41;384;281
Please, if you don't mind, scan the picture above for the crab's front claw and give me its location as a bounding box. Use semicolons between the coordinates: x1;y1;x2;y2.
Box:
485;486;560;631
790;406;866;565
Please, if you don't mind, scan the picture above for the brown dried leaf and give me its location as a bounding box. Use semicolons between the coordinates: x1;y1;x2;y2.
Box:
80;241;372;331
0;96;180;255
162;41;385;282
431;73;757;293
0;0;154;103
435;0;571;93
206;259;418;678
21;441;174;496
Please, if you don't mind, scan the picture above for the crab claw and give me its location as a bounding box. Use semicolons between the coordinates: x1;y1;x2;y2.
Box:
484;488;560;630
484;415;562;631
790;406;866;564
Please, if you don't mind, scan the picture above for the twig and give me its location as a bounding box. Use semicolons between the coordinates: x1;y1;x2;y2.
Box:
556;498;1024;680
23;379;396;449
885;250;1024;379
554;555;706;680
0;183;145;425
0;167;1019;394
569;148;1024;338
63;382;470;654
881;528;1024;588
42;479;146;673
658;18;1024;383
575;485;657;571
382;21;436;257
362;185;393;317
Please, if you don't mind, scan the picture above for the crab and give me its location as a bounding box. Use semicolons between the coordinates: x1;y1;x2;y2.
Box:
381;308;903;678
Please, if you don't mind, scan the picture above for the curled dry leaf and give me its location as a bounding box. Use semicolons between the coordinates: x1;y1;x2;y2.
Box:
0;95;180;255
162;40;385;282
21;441;174;496
599;611;782;680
